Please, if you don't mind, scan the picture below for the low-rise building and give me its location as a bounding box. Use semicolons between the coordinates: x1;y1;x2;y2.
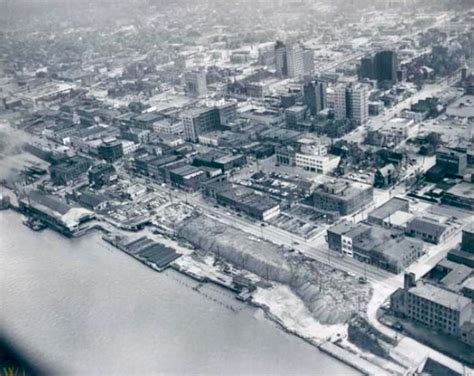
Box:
405;215;457;244
153;119;184;135
203;181;280;221
373;164;398;188
98;139;124;162
285;105;307;128
295;142;340;174
121;140;139;155
193;150;247;172
441;182;474;211
88;163;117;188
379;117;419;139
313;180;373;216
352;227;424;273
367;197;410;226
447;227;474;268
169;165;207;191
327;220;371;257
18;190;94;237
50;155;91;185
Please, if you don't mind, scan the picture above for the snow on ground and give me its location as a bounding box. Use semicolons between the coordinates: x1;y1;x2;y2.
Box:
173;254;233;286
252;284;346;344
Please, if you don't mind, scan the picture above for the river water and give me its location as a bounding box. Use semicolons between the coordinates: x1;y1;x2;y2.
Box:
0;210;358;375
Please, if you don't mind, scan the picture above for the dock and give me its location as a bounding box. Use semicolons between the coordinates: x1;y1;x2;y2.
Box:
103;233;182;271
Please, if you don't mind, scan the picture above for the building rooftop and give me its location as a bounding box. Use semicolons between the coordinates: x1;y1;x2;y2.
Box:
315;180;372;199
134;112;163;123
385;210;415;227
171;165;205;178
408;216;450;237
378;238;423;264
409;282;471;312
446;95;474;118
446;182;474;199
328;220;371;238
369;197;409;222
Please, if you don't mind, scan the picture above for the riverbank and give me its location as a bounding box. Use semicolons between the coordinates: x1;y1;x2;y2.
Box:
0;209;360;375
3;202;400;375
97;219;397;375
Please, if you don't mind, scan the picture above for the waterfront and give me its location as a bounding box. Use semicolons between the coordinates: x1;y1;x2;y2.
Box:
0;211;358;375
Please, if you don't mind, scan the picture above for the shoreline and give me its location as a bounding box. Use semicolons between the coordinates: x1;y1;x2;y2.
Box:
4;205;387;375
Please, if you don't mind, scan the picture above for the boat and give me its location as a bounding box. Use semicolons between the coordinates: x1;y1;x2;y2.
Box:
23;217;47;232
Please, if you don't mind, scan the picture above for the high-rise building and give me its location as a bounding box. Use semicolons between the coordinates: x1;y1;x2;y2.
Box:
303;49;314;76
303;80;327;116
333;83;369;125
359;51;398;84
286;44;304;80
181;108;219;143
334;84;348;121
360;56;375;80
184;70;207;98
275;41;288;77
347;83;369;125
274;41;305;80
374;50;398;83
181;101;237;142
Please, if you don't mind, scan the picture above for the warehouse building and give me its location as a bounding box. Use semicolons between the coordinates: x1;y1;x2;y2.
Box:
391;274;472;338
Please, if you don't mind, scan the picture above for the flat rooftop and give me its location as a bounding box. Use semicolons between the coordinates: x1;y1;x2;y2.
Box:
369;197;409;221
446;182;474;199
387;211;415;227
446;95;474;118
329;220;371;238
410;282;471;311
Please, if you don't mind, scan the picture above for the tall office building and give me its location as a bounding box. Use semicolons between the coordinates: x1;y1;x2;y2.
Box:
347;83;369;125
181;107;219;142
275;41;288;77
274;41;305;80
374;50;398;83
334;84;348;121
360;56;375;80
359;50;398;84
286;44;304;80
303;80;327;116
181;101;237;142
303;49;315;76
184;70;208;98
333;83;369;125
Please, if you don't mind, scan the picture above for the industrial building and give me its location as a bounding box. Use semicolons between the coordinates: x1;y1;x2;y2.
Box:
391;274;472;338
18;190;95;237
